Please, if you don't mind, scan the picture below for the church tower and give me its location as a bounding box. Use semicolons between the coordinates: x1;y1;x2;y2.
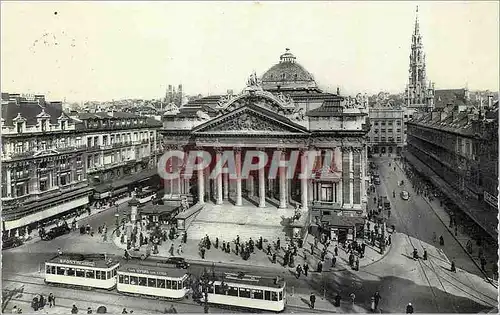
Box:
404;6;434;111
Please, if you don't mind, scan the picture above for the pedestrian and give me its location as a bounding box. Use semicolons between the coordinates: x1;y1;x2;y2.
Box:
370;296;376;312
57;248;62;256
423;249;428;260
406;302;414;314
332;255;337;267
214;237;218;249
71;305;78;314
169;244;174;256
201;247;206;259
296;264;302;278
11;306;18;314
303;263;309;276
334;293;341;307
183;231;187;244
272;253;276;264
355;257;359;271
317;260;323;273
226;243;231;254
122;308;128;314
267;244;271;255
374;291;381;310
222;241;226;252
334;245;338;256
310;243;314;255
87;307;92;314
350;292;356;304
439;235;444;246
48;293;55;307
480;257;486;271
39;294;45;309
276;238;281;250
309;293;316;309
177;244;183;255
236;235;240;245
451;261;456;272
387;235;391;245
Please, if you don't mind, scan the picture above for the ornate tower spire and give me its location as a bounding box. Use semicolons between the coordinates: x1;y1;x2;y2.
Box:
405;5;434;111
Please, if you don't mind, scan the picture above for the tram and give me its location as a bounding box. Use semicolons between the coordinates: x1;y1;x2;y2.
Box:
45;254;120;290
204;273;286;312
117;262;191;299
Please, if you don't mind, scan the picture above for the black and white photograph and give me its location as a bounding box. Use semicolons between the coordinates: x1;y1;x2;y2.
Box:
1;1;498;314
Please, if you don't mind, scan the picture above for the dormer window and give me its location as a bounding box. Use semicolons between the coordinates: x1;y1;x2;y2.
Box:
17;122;23;133
61;121;66;130
41;119;48;132
281;73;286;80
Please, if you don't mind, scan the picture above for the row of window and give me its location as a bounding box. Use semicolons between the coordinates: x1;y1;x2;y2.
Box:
46;265;117;280
372;120;402;126
372;136;402;142
118;275;185;290
208;284;283;301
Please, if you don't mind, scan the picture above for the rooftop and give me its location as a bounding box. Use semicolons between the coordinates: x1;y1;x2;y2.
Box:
47;253;119;269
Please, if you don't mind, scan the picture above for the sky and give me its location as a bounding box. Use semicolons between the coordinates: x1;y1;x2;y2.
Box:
1;1;499;102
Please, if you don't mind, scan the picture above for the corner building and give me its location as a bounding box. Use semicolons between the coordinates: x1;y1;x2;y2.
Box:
161;50;370;242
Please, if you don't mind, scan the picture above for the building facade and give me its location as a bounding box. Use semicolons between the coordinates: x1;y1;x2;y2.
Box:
368;107;405;156
1;93;92;237
161;50;370;240
70;112;163;201
1;93;164;237
406;102;499;238
404;7;435;111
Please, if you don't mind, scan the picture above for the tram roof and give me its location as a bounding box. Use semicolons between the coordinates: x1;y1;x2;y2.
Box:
219;272;285;289
119;262;189;278
47;254;119;269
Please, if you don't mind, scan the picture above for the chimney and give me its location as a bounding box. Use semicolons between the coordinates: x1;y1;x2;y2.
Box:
488;95;493;108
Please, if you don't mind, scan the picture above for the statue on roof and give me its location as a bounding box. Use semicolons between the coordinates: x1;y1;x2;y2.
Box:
196;110;210;121
246;71;260;87
164;102;180;115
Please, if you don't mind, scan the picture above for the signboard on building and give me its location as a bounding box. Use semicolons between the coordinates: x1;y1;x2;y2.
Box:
59;259;96;267
484;191;498;208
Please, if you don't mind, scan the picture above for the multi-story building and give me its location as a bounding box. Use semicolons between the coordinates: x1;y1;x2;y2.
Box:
161;49;370;242
1;93;164;237
404;7;435;111
70;112;162;202
368;107;405;156
405;102;499;239
1;93;92;237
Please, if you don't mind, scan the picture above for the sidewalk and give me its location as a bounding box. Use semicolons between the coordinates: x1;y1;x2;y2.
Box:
22;196;132;246
395;158;498;283
113;220;391;273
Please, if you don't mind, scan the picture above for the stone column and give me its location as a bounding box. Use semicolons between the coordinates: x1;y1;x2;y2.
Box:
279;149;287;209
216;148;223;205
6;169;12;196
248;175;255;196
258;149;266;208
349;148;354;207
301;150;308;211
223;173;229;200
197;163;205;205
235;147;242;206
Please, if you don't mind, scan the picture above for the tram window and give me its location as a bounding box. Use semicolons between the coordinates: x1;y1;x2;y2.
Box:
46;266;51;274
279;291;283;301
51;266;56;274
138;277;147;286
228;286;238;297
272;292;278;301
67;268;75;276
215;285;225;295
119;275;123;283
172;281;178;290
148;278;156;287
86;270;95;278
208;285;214;294
96;271;101;279
157;279;165;288
107;271;111;279
166;280;171;289
252;289;263;299
130;276;138;285
56;267;65;275
124;275;130;284
113;268;117;277
239;288;251;298
264;291;271;300
76;269;85;277
101;271;107;280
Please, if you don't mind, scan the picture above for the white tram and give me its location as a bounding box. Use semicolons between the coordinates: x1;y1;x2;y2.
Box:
205;273;286;312
117;262;191;299
45;254;120;290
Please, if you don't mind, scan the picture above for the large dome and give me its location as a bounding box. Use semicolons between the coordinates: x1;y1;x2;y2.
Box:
261;49;318;91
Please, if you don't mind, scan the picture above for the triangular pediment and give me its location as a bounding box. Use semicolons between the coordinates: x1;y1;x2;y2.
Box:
192;104;309;135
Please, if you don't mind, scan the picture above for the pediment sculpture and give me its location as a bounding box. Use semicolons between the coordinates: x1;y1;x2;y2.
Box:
217;112;286;132
291;107;306;121
246;71;261;87
277;92;294;107
217;94;234;107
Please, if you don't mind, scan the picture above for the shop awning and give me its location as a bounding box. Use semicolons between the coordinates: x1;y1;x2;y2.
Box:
329;215;365;228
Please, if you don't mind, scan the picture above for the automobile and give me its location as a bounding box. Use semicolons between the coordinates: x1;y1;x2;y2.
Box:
2;236;23;250
400;190;410;200
160;257;190;269
124;247;151;260
42;225;71;241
